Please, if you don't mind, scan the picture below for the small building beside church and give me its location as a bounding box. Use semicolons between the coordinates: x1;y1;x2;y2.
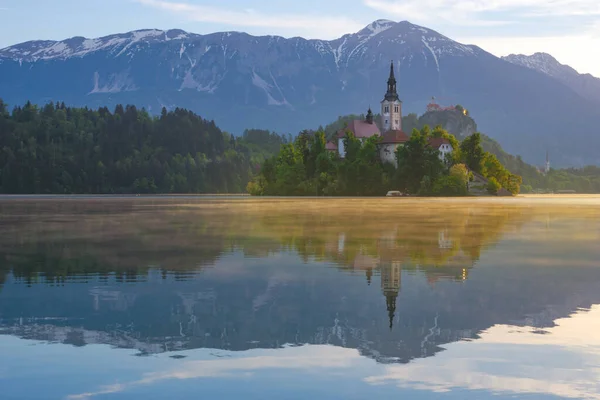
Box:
326;61;452;166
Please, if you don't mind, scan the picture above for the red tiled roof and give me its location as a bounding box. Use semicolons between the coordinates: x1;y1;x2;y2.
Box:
381;130;409;144
325;141;337;151
337;119;380;139
428;137;451;149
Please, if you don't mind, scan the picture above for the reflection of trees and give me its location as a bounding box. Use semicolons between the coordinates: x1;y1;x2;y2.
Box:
221;202;531;285
2;199;600;366
0;198;564;287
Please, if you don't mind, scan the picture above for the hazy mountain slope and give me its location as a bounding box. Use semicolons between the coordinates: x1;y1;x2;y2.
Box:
503;52;600;105
1;21;598;166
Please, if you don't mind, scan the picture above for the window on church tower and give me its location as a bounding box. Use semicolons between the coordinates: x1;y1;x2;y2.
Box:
394;106;399;113
385;106;389;113
395;120;398;126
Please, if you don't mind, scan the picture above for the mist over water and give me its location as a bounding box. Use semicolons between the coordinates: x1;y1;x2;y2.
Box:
1;197;599;399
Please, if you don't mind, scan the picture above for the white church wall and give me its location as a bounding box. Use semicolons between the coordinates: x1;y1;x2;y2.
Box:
379;144;399;165
338;138;346;158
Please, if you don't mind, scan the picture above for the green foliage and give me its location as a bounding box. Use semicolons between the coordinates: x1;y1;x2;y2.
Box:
0;100;283;194
461;133;486;174
395;127;445;194
487;177;501;195
432;174;468;196
250;129;393;197
250;120;522;197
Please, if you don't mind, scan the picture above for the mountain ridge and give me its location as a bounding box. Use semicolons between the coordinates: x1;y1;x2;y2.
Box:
502;52;600;105
0;20;598;166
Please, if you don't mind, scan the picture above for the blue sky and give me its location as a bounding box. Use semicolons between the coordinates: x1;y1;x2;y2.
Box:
1;0;599;76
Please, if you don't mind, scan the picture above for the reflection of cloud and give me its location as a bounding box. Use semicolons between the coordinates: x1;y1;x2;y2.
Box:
66;306;600;399
67;345;363;399
364;305;600;399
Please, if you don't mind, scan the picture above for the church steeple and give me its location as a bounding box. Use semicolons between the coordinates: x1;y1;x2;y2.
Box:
366;106;374;124
384;60;399;102
381;61;402;132
386;293;397;330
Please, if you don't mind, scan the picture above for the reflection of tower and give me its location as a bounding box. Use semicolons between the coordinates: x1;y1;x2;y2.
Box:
381;261;402;330
438;229;453;249
366;268;373;285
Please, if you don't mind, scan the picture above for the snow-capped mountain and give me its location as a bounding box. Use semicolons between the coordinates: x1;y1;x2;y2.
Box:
0;20;598;166
503;52;600;105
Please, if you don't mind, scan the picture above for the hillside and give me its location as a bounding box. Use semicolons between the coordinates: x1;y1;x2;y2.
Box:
1;21;599;166
406;108;600;193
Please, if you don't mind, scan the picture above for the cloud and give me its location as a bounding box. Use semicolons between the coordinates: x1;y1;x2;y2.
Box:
134;0;364;39
67;345;362;399
365;0;600;23
364;305;600;399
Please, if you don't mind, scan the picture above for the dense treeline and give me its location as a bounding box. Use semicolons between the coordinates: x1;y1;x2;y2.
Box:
247;125;522;196
480;135;600;193
0;100;285;194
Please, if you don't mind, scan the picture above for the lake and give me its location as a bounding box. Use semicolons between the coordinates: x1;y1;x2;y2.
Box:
1;196;600;400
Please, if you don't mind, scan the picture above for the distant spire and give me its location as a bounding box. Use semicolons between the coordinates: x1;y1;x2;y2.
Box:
384;60;399;102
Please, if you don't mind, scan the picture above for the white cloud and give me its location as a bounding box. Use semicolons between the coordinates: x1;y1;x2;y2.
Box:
365;0;600;23
134;0;364;39
67;345;363;399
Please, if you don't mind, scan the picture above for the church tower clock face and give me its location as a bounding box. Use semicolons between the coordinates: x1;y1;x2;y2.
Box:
381;61;402;132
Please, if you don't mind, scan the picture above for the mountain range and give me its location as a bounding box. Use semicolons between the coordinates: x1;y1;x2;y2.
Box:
0;20;598;166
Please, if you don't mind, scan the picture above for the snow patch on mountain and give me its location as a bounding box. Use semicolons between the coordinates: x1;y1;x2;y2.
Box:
361;19;395;39
252;70;288;106
89;71;137;94
422;37;440;72
502;53;563;76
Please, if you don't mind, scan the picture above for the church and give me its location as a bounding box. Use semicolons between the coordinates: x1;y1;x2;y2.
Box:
326;62;453;165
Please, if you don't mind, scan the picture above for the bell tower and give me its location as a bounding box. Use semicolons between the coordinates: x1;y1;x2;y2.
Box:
381;61;402;132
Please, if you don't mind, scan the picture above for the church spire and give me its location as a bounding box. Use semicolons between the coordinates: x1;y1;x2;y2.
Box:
384;60;399;102
386;293;397;330
366;106;374;124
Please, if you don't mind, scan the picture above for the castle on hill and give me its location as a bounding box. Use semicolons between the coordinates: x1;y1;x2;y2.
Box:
326;62;453;166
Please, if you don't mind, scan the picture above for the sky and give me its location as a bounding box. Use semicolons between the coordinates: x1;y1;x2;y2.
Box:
0;0;599;77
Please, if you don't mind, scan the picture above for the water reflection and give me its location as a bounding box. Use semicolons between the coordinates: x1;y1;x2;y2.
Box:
0;198;599;399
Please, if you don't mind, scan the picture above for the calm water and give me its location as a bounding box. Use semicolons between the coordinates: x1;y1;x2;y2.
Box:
1;197;600;400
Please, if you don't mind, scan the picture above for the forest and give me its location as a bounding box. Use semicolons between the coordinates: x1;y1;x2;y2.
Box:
247;126;522;196
1;99;599;195
0;100;285;194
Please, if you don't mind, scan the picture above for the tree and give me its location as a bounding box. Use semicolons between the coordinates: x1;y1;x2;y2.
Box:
461;133;485;174
0;99;274;195
395;127;444;194
487;177;501;195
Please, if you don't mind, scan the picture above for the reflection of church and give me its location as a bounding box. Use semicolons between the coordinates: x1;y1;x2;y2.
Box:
381;261;401;330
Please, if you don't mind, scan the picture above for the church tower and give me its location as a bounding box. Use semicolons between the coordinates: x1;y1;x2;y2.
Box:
381;61;402;132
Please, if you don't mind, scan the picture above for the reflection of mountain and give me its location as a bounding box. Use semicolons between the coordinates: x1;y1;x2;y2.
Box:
1;198;600;366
